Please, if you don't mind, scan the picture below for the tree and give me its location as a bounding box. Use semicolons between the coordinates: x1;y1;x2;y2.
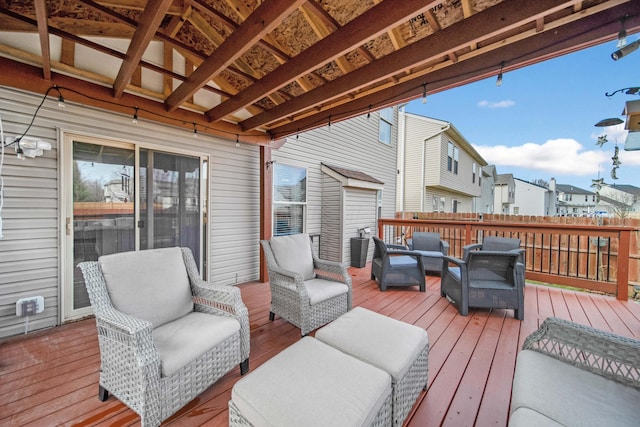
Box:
73;161;90;201
533;178;549;188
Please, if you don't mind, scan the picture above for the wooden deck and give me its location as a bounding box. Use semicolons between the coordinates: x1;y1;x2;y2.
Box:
1;265;639;427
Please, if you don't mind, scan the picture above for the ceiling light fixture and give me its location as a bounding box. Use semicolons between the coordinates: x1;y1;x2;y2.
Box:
611;39;640;60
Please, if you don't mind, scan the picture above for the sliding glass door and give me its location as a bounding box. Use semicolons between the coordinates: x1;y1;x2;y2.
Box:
64;135;207;320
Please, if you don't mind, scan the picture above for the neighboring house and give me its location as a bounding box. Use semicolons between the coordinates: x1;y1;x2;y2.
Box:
0;86;398;339
477;165;497;214
513;178;551;216
494;173;516;214
597;183;640;217
555;183;597;216
396;109;486;214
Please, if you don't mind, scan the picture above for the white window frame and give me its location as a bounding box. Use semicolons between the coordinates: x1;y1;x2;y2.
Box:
272;163;307;236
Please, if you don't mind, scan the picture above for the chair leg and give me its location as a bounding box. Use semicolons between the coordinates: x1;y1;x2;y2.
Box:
98;385;109;402
269;311;275;321
240;358;250;375
514;309;524;320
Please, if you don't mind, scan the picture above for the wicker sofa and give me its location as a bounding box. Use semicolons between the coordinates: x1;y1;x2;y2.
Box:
509;317;640;427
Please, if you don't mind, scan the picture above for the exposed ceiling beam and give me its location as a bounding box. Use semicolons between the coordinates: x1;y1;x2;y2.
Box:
33;0;51;81
241;0;583;131
205;0;440;122
0;55;275;144
113;0;174;98
268;1;640;139
165;0;306;111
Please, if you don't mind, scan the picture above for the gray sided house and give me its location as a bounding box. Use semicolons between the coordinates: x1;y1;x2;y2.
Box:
397;110;486;215
0;86;397;339
555;183;597;217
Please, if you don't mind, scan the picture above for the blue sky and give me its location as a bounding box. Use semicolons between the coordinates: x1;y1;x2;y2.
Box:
405;39;640;191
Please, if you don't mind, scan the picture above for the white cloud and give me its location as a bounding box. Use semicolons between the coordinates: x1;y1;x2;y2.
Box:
477;99;515;108
473;138;611;176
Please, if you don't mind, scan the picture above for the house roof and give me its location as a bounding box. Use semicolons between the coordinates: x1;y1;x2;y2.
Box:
604;184;640;197
495;173;514;185
556;184;594;195
322;164;384;185
0;1;638;145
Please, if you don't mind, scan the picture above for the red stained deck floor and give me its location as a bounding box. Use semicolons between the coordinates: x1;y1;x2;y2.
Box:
1;265;639;426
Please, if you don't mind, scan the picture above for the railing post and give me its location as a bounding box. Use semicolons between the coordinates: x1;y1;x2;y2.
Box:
616;229;630;300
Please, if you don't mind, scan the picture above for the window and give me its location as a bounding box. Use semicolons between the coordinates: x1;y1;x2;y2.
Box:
432;196;439;212
378;107;394;145
440;197;446;212
452;199;458;213
273;164;307;236
447;142;453;171
453;146;459;174
472;163;476;183
377;190;383;219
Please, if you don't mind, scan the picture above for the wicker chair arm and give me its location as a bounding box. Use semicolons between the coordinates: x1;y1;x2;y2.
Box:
443;255;465;267
313;258;350;284
388;249;422;259
387;243;409;251
523;317;640;389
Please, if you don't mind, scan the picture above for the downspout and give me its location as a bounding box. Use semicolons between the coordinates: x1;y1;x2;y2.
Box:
397;106;406;215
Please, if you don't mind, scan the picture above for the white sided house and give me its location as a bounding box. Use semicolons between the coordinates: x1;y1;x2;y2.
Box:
0;86;398;339
396;110;486;215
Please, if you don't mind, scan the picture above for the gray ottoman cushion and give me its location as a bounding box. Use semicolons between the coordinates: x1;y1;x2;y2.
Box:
511;350;640;427
316;307;428;380
231;336;391;427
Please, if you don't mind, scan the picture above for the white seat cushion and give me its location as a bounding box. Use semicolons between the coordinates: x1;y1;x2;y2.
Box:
511;350;640;427
316;307;428;381
99;247;193;328
153;311;240;376
269;234;315;280
509;407;563;427
231;337;391;427
304;278;349;305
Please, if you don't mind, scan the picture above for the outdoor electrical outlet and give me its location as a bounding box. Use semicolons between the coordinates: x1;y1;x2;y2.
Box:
16;296;44;317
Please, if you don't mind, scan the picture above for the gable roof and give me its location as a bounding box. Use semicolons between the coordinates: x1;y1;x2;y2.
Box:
556;184;594;195
321;163;384;190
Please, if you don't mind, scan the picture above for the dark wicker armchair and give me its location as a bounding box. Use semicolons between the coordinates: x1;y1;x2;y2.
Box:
463;236;525;265
407;231;449;275
371;236;425;292
441;249;525;319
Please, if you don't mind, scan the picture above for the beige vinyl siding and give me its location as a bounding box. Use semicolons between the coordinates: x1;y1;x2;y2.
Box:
274;110;397;252
0;86;261;338
343;187;377;263
321;174;342;261
402;115;427;212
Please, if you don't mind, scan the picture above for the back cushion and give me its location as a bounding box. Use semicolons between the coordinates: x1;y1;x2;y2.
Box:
269;234;315;281
413;232;441;251
99;247;194;328
482;236;521;252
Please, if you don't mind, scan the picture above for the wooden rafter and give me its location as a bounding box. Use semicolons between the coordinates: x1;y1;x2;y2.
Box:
206;0;439;122
33;0;51;81
166;0;306;111
241;0;579;131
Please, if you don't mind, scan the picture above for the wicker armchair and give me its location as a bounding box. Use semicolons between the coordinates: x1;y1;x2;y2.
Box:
260;233;352;336
407;231;449;275
78;247;250;427
371;236;425;292
441;249;524;319
510;317;640;426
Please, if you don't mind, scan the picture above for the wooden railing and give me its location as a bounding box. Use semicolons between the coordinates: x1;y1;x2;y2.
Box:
378;218;638;300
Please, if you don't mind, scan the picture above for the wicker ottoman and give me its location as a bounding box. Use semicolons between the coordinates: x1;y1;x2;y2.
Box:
229;336;392;427
316;307;429;426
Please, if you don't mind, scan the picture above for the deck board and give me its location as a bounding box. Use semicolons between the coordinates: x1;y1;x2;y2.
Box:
1;266;639;427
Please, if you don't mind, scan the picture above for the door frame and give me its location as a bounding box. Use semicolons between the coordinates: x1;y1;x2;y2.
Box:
59;130;210;322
